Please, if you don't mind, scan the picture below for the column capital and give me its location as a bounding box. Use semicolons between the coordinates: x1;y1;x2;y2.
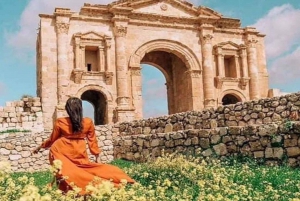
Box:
130;67;142;76
114;25;127;37
247;38;258;48
105;39;112;48
56;22;69;34
185;70;202;78
201;34;213;44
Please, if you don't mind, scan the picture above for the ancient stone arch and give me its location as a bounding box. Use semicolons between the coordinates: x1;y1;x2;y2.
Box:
129;39;202;117
219;89;246;105
129;39;201;71
75;85;114;125
37;0;270;129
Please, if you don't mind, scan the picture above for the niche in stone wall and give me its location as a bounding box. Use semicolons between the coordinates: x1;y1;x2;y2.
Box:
72;32;113;85
214;42;249;89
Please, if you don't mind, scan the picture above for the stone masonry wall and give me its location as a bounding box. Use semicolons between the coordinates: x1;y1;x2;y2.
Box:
0;125;115;172
114;121;300;167
0;97;44;133
117;92;300;136
1;92;300;171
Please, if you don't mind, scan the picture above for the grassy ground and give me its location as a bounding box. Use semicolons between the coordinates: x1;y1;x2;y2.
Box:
5;155;300;200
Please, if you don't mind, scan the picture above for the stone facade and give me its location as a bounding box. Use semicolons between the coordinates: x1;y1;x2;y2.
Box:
0;97;43;133
37;0;270;130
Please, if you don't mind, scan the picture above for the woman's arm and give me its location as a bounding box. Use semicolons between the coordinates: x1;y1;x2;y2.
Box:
86;120;101;158
32;120;61;154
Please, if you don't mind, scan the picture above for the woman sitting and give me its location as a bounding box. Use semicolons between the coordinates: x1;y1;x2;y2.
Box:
33;97;135;194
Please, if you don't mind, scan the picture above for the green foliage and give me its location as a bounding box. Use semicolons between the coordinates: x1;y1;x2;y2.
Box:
284;120;293;130
5;154;300;200
0;129;31;134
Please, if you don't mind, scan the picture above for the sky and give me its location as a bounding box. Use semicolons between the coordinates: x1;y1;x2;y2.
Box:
0;0;299;119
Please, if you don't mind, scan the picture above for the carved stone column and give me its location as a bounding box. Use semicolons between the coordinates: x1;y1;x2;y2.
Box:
247;38;260;100
74;38;80;70
105;38;112;72
165;81;174;114
114;24;130;108
131;67;142;119
235;55;241;77
186;70;202;110
216;47;224;77
201;33;215;108
56;20;70;105
80;45;86;71
98;46;105;72
73;37;83;84
240;46;248;78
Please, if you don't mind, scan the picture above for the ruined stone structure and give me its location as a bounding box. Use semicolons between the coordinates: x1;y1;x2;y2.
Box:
2;92;300;171
0;97;43;133
37;0;269;130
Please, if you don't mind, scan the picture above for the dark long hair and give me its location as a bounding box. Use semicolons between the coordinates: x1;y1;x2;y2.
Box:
65;97;83;133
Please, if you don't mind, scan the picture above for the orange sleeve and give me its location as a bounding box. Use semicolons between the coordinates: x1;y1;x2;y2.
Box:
86;121;101;155
40;120;61;148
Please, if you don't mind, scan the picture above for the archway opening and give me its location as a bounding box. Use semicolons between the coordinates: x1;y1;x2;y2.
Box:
81;90;106;125
222;94;240;105
82;101;94;121
141;64;167;118
141;50;191;115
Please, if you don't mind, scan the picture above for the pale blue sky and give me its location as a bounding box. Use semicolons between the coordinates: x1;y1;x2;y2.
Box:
0;0;300;118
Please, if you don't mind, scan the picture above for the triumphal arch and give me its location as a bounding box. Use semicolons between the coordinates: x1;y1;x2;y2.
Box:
37;0;269;129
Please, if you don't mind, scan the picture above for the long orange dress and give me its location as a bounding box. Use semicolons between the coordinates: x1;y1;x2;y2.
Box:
40;117;135;194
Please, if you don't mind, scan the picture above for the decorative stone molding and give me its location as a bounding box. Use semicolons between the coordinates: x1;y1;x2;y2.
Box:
114;25;127;37
247;38;258;48
55;22;69;34
239;77;250;90
105;72;114;85
202;34;213;44
204;98;216;108
72;69;83;84
160;4;168;11
215;76;223;89
131;68;141;76
117;97;130;106
186;70;201;78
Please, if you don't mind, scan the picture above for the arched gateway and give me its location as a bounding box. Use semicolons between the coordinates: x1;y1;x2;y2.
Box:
36;0;270;129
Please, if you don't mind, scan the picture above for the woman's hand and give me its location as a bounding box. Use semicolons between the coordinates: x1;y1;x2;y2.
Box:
94;154;100;163
32;146;41;155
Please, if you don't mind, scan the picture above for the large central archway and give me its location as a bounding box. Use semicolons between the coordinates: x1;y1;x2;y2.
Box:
129;39;203;118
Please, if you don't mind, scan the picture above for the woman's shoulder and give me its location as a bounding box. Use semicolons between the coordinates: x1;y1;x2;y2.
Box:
82;117;93;124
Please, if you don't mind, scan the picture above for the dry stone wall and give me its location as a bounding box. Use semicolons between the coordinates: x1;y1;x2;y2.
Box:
114;121;300;166
0;125;114;172
117;92;300;136
1;92;300;171
0;97;44;133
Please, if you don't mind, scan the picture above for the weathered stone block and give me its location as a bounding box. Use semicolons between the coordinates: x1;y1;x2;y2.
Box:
286;147;300;157
213;143;227;156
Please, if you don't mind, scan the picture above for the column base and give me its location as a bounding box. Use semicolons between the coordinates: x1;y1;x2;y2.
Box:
204;99;216;109
115;107;135;122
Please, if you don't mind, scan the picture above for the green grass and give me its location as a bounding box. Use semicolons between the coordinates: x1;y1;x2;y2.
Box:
8;156;300;200
0;129;31;134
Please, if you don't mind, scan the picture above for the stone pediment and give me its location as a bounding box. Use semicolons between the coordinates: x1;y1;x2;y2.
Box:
109;0;221;19
216;41;240;50
77;32;106;40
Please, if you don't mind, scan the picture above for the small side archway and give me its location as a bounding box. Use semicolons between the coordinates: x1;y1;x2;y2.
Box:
76;85;114;125
219;90;246;106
